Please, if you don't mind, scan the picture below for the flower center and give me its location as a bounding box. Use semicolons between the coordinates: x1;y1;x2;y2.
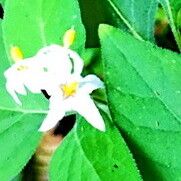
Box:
61;82;79;97
16;65;29;71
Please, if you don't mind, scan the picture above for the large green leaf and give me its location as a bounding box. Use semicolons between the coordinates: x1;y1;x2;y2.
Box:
50;111;142;181
99;24;181;180
106;0;158;41
159;0;181;51
2;0;86;62
0;111;44;181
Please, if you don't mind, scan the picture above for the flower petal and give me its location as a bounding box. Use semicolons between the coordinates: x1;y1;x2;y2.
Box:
35;45;72;77
5;69;27;105
6;79;27;95
79;74;104;94
23;72;48;93
39;109;64;132
38;110;63;132
71;94;105;131
6;83;22;105
4;56;49;100
39;95;65;132
68;49;84;75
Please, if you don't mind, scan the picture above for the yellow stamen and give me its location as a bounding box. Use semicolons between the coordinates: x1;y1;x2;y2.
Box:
63;28;76;48
17;65;28;71
61;82;79;97
10;46;24;62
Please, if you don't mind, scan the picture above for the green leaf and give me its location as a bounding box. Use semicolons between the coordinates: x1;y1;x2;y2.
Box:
106;0;158;41
159;0;181;51
11;173;23;181
50;111;142;181
78;0;110;47
177;9;181;29
99;24;181;180
81;48;100;67
82;48;104;79
78;0;128;47
0;0;5;6
0;111;44;181
2;0;86;62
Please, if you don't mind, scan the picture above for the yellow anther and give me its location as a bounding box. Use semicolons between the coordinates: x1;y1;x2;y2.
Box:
10;46;24;62
16;65;28;71
61;82;79;97
63;28;76;48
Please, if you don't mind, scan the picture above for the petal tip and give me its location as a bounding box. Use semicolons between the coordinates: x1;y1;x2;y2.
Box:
17;100;22;106
11;91;22;106
38;125;49;132
97;123;106;132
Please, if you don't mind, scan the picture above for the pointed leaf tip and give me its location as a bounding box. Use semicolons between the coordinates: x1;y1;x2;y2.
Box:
98;24;114;38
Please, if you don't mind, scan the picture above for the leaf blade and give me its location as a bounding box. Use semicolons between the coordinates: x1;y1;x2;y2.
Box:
106;0;158;41
99;24;181;180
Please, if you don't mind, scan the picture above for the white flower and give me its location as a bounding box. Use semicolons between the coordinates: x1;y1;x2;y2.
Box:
4;44;82;105
39;71;105;132
36;43;105;132
4;28;79;105
4;57;48;105
4;28;106;132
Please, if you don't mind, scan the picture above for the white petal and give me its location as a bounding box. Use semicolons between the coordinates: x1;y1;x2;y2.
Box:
71;95;105;131
38;109;64;132
6;83;22;105
4;55;51;96
67;49;84;75
21;57;42;70
23;72;47;93
5;76;27;105
79;74;104;94
6;79;27;95
35;45;72;76
39;95;65;132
